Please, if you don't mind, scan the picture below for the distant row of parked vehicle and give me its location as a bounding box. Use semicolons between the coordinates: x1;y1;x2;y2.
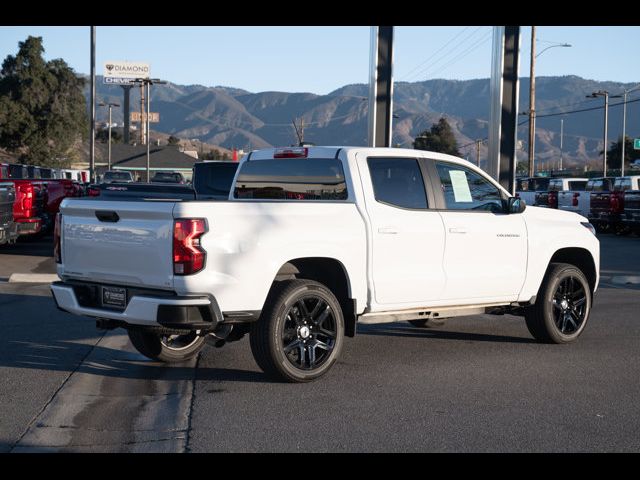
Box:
516;174;640;234
0;163;88;245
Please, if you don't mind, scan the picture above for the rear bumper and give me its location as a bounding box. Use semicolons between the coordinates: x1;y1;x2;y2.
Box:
16;218;42;235
50;281;222;329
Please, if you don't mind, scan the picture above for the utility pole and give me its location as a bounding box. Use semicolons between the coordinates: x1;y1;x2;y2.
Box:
121;85;132;144
586;90;611;176
560;118;564;171
621;91;628;176
146;81;150;181
89;26;96;183
99;102;120;170
476;139;482;167
528;26;536;178
139;83;145;144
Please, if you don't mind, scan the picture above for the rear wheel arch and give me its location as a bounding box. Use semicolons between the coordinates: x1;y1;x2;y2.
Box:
270;257;356;337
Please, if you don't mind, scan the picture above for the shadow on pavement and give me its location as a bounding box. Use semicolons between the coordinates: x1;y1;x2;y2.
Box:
357;323;538;344
0;292;276;384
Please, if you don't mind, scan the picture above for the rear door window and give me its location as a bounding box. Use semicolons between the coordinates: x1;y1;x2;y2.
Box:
367;157;428;209
234;158;348;200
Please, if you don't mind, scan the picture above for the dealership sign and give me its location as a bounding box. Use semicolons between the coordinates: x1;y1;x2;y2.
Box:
103;61;150;85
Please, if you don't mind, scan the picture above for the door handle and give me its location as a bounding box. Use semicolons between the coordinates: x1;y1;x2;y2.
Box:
448;227;467;234
378;227;398;234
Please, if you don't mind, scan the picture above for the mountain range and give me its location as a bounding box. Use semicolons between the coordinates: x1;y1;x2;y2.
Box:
87;75;640;169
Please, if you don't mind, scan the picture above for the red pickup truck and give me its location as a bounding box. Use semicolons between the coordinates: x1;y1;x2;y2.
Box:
3;163;86;234
0;163;48;235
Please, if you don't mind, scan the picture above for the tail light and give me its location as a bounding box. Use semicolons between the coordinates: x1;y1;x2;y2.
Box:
54;213;61;263
173;219;207;275
610;192;624;214
274;147;308;158
87;186;101;197
549;191;558;208
19;184;33;215
572;192;580;207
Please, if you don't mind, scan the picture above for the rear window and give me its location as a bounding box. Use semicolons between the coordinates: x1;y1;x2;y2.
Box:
152;172;183;182
8;164;27;179
614;178;633;191
532;178;550;191
193;162;238;197
586;179;603;191
548;179;564;191
568;180;587;191
234;159;348;200
104;171;133;181
516;178;530;191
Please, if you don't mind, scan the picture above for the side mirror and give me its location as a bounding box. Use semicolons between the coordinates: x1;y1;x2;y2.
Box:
506;197;526;214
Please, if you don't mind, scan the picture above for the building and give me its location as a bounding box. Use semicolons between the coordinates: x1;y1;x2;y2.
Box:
95;144;212;181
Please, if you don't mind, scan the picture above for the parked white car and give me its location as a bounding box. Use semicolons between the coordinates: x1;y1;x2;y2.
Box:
52;147;600;382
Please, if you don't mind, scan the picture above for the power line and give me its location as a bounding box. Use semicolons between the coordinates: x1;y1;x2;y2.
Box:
399;27;471;81
425;31;493;79
403;27;486;83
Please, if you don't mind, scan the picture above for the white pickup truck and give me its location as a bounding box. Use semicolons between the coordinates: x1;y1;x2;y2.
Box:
52;147;600;382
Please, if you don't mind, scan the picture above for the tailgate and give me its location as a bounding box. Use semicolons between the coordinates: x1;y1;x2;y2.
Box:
0;182;15;226
60;199;176;289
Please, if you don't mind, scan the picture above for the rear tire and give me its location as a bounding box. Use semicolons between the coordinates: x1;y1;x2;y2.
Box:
250;279;344;383
127;329;205;362
525;263;591;344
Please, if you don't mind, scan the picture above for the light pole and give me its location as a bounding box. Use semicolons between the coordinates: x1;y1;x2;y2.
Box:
617;85;640;176
526;27;571;177
98;101;120;171
560;118;564;171
132;78;167;182
587;90;612;176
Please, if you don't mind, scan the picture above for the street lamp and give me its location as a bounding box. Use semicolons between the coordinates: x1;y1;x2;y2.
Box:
131;78;167;182
617;84;640;176
527;27;572;177
586;90;612;176
98;101;120;171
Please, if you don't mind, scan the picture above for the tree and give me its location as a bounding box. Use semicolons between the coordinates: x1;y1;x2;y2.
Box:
413;117;460;156
167;135;180;146
0;36;87;167
200;149;221;160
603;136;635;171
96;127;123;144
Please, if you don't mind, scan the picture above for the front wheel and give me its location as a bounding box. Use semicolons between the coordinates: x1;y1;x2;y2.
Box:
250;280;344;383
127;329;205;362
525;263;592;344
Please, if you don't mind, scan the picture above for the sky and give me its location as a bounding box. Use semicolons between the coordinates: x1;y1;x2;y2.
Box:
0;26;638;94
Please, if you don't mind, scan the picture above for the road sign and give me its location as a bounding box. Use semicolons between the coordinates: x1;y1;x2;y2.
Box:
130;112;160;123
104;61;150;85
634;138;640;150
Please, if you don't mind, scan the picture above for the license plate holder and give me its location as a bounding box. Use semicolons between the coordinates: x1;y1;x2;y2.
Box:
102;286;127;309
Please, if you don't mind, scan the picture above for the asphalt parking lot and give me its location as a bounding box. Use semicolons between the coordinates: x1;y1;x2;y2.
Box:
1;233;640;452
